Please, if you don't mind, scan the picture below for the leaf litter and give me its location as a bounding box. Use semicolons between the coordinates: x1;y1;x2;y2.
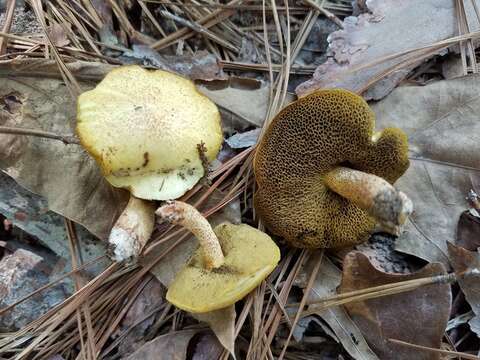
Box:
0;0;480;359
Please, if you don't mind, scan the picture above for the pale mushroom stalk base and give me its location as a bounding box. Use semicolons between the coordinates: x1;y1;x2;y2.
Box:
108;196;156;262
323;166;413;234
156;201;225;270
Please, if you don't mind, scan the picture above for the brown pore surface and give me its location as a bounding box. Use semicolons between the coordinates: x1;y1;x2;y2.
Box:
254;89;409;248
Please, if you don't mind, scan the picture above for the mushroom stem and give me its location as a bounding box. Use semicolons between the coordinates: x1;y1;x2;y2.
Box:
323;167;413;234
108;196;156;262
156;201;225;270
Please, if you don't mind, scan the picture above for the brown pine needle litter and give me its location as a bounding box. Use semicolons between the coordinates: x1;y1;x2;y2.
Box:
0;0;480;359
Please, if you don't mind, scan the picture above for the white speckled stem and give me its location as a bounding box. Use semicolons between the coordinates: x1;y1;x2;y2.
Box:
156;201;224;270
324;167;413;234
108;196;156;262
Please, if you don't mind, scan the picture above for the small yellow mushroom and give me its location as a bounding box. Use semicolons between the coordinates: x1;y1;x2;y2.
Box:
76;66;223;261
156;201;280;313
254;89;412;248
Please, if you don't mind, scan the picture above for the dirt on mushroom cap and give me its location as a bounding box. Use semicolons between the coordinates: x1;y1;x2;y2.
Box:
254;89;409;248
76;65;223;201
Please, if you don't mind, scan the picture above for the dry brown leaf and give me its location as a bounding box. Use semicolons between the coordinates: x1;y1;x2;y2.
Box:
301;252;379;360
339;251;451;360
191;333;223;360
371;75;480;265
0;60;127;240
126;329;199;360
456;211;480;251
47;23;70;47
122;47;226;81
447;243;480;337
296;0;480;100
198;77;278;128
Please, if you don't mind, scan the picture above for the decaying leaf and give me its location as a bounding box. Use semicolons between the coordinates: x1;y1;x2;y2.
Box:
0;60;128;240
296;0;480;100
371;75;480;265
300;252;379;360
146;190;241;354
0;173;107;274
126;329;199;360
456;211;480;251
121;47;227;81
191;333;223;360
339;252;452;360
225;128;261;149
447;243;480;338
198;77;272;127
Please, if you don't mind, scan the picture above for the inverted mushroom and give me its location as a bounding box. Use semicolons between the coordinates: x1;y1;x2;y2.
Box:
156;201;280;313
254;89;412;248
76;65;222;261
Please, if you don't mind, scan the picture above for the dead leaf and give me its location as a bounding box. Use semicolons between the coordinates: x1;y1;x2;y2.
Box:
339;251;452;360
117;277;166;356
191;332;223;360
296;0;480;100
225;128;261;149
447;243;480;338
146;190;241;355
126;329;199;360
371;75;480;265
0;60;128;240
121;47;226;81
0;172;107;274
47;23;70;47
198;77;274;128
456;211;480;251
301;252;379;360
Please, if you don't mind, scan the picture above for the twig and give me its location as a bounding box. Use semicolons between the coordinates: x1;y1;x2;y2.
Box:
159;10;238;52
296;269;480;319
302;0;344;28
0;126;80;144
388;338;480;360
0;0;16;55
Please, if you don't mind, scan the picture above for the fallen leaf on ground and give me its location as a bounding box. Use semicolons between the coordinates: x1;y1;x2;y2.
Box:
126;329;200;360
339;251;451;360
191;332;224;360
198;77;273;128
0;60;127;240
447;243;480;338
225;128;261;149
121;47;226;81
371;75;480;265
300;252;379;360
296;0;480;100
116;277;166;356
456;211;480;251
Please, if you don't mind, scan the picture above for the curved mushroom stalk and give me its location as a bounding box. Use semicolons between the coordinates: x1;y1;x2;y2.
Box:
323;167;413;234
156;201;280;313
108;196;156;262
156;201;224;270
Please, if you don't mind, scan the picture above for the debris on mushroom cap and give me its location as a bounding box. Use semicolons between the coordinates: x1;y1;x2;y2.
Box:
166;223;280;313
108;196;156;262
76;65;222;201
254;89;409;249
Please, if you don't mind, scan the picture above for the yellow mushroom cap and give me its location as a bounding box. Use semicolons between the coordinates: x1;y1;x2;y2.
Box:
254;89;409;248
76;65;222;200
166;223;280;313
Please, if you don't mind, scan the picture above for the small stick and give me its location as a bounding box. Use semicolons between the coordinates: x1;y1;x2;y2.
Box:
0;126;80;144
0;0;16;55
156;201;225;270
388;338;480;360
